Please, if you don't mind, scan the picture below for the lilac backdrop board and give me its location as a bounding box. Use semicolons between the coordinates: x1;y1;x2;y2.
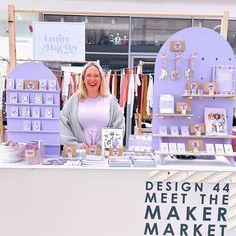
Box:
152;27;236;151
6;62;60;157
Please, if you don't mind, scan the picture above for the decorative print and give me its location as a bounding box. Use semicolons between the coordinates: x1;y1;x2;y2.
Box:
22;106;30;118
10;106;18;117
9;92;18;103
23;120;31;131
204;82;218;95
204;108;228;136
24;80;39;90
21;93;30;103
45;94;54;104
170;53;181;81
159;51;168;80
48;80;57;91
186;82;200;95
184;53;196;80
32;120;41;131
176;102;192;113
45;107;53;118
32;107;40;118
190;123;205;135
34;93;43;104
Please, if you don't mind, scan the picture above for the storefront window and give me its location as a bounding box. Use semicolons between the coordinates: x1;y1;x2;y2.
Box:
131;17;191;52
227;20;236;53
85;16;129;53
193;19;221;32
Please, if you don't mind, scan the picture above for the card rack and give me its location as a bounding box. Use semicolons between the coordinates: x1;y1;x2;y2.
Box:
6;62;60;157
152;27;236;165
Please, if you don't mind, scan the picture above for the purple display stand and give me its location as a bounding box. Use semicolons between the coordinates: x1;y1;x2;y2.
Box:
6;62;60;157
153;27;236;165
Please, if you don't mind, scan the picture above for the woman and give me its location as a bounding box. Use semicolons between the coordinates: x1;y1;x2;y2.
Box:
60;61;125;149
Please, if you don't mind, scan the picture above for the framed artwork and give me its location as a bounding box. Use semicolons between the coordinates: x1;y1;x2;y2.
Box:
7;78;15;89
34;93;43;104
45;107;53;118
9;92;18;103
39;80;47;90
24;80;39;90
45;94;54;104
32;107;40;118
212;65;236;95
188;140;203;152
204;108;228;136
190;123;205;135
21;93;30;104
23;120;31;131
22;106;30;118
32;120;41;131
48;80;57;91
176;102;192;113
16;79;24;90
10;106;18;117
203;82;218;95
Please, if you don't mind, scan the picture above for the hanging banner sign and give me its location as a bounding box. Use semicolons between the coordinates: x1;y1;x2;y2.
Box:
33;22;85;61
144;181;230;235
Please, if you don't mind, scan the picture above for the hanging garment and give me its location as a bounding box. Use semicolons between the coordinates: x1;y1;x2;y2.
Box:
141;74;148;117
119;69;129;108
127;72;135;118
112;71;117;98
146;74;154;116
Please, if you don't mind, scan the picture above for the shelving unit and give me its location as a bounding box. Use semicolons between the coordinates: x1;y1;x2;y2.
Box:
6;62;61;157
152;27;236;165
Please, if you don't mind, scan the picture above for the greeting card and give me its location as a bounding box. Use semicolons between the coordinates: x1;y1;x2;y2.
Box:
34;93;43;104
170;126;179;136
32;120;41;131
39;80;47;90
177;143;186;154
204;108;228;136
21;93;30;103
45;107;53;118
159;126;167;135
16;79;24;90
48;80;57;91
32;107;40;118
101;128;123;156
215;144;225;155
224;144;234;154
169;143;177;153
205;143;215;154
180;126;189;136
23;120;31;131
45;94;54;104
10;106;18;117
7;78;15;89
160;143;169;153
22;106;30;118
9;92;18;103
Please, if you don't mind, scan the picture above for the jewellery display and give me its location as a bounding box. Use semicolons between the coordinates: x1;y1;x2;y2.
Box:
159;51;168;80
176;102;192;114
188;140;203;152
184;53;196;80
190;123;205;135
24;80;39;90
170;53;181;81
186;82;200;95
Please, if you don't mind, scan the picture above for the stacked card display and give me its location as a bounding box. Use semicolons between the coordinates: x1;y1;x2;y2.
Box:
6;62;60;157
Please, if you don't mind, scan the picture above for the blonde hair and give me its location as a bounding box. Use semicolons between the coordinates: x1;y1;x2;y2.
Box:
78;61;108;101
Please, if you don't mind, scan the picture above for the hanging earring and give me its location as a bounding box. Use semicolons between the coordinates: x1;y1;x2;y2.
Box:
170;53;181;81
184;53;196;80
159;51;168;80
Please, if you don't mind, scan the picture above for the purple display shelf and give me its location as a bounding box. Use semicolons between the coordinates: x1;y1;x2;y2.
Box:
152;27;236;165
6;62;60;157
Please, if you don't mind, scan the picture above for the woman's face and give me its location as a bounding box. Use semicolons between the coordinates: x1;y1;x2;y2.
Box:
84;65;101;96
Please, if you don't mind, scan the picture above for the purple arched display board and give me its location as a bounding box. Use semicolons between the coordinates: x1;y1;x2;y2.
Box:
153;27;236;164
6;62;60;157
